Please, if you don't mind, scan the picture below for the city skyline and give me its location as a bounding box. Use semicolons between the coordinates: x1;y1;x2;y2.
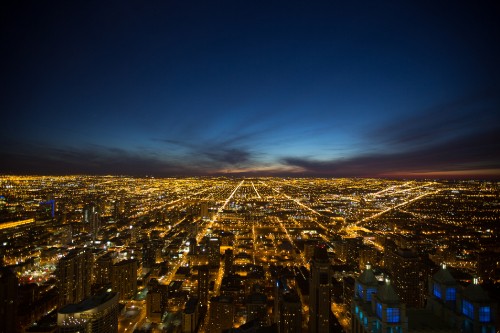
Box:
2;1;500;178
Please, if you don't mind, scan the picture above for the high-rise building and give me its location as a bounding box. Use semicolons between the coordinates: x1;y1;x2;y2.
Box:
142;240;157;269
57;248;93;308
309;246;331;333
182;297;200;333
111;259;137;301
428;265;498;333
208;237;221;268
389;248;424;308
351;264;498;333
279;290;302;333
200;202;209;219
224;249;234;275
0;267;18;333
146;278;167;322
351;264;408;333
208;296;234;333
246;291;268;327
83;203;100;243
198;265;210;308
57;291;119;333
94;252;115;287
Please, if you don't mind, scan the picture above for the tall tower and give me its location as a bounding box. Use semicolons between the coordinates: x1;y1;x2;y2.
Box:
280;290;302;333
309;245;331;333
83;203;100;243
351;264;380;333
460;278;497;333
57;248;93;308
390;248;423;308
0;267;18;333
198;265;209;309
371;279;408;333
111;259;138;301
208;296;234;333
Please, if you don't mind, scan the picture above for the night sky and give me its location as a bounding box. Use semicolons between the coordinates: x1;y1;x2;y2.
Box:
2;1;500;178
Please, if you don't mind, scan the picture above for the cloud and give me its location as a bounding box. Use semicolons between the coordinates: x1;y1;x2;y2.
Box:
281;126;500;178
369;88;500;152
277;89;500;178
0;142;199;176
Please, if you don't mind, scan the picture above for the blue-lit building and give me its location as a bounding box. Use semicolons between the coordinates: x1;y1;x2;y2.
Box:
352;264;498;333
428;265;497;333
351;264;408;333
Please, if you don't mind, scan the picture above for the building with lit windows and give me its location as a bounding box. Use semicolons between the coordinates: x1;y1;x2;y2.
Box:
182;297;200;333
279;290;302;333
57;291;119;333
309;246;331;333
57;248;93;307
111;259;137;301
352;264;498;333
351;264;408;333
208;296;234;333
428;265;497;333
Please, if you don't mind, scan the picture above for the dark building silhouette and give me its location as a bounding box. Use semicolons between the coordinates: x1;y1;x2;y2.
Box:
309;246;331;333
198;265;210;308
0;267;18;333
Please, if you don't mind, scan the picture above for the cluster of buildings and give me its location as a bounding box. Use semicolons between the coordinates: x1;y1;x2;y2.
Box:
0;176;498;332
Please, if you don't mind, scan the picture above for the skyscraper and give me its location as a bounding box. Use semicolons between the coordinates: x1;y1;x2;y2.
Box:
0;267;18;333
83;203;100;243
279;290;302;333
57;248;93;308
309;246;331;333
111;259;137;301
146;278;166;322
389;248;424;308
198;265;209;309
208;296;234;333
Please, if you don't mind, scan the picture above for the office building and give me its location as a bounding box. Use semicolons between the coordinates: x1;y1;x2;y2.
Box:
309;246;331;333
57;248;93;308
57;291;119;333
146;278;167;322
182;297;200;333
83;203;100;242
246;291;268;327
208;296;234;333
389;248;424;308
279;290;302;333
0;267;18;333
111;259;137;301
428;265;497;333
198;265;210;308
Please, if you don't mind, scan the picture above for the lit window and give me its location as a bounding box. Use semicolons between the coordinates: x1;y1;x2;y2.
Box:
367;288;377;301
462;300;474;319
445;287;456;301
357;283;364;298
479;306;490;323
433;283;441;299
376;302;383;319
387;308;400;323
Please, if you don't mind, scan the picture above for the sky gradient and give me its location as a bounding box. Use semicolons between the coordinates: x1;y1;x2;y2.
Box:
1;1;500;178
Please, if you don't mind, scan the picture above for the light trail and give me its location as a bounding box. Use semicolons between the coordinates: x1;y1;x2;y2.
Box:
251;181;261;199
0;218;35;230
353;189;441;227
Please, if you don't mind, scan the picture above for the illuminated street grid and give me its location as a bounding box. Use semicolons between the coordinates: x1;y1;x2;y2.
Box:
0;176;498;331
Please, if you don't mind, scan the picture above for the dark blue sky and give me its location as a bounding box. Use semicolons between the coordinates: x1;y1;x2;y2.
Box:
1;1;499;178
